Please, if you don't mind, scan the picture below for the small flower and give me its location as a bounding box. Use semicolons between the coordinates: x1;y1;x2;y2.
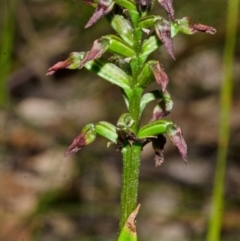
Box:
167;124;187;164
46;52;84;75
175;17;217;35
155;19;175;59
64;124;97;157
149;62;169;91
79;38;110;68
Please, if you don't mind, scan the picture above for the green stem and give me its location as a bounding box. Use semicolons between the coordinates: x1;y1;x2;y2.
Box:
206;0;239;240
120;88;143;230
120;136;142;229
119;11;144;229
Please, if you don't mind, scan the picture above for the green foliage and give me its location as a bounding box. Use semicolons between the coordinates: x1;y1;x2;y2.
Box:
47;0;216;238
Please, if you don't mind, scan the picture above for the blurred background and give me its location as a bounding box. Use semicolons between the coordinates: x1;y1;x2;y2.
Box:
0;0;239;240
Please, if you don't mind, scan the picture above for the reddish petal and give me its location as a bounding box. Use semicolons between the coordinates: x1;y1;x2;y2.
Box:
47;60;71;75
47;52;84;75
64;133;86;157
79;38;109;68
64;124;97;157
150;105;166;121
149;62;169;91
167;125;187;164
85;0;114;28
176;17;217;35
155;19;175;59
190;22;217;34
158;0;174;20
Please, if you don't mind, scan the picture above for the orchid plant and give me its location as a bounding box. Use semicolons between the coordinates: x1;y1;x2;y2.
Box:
47;0;216;239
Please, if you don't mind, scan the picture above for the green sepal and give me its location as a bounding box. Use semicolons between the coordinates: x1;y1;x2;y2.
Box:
140;35;160;63
104;35;135;57
138;119;174;139
121;89;130;109
128;10;140;27
95;121;118;143
82;124;97;142
140;90;172;118
137;60;157;88
118;204;140;241
65;52;85;69
138;15;162;29
84;59;131;90
117;113;134;133
140;90;163;114
110;15;134;46
161;91;173;112
113;0;137;11
171;21;180;37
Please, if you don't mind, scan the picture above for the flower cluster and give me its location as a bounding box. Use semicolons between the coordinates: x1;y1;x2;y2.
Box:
47;0;216;166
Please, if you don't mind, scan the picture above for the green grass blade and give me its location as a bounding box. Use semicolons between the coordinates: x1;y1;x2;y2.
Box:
206;0;239;240
0;1;15;107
